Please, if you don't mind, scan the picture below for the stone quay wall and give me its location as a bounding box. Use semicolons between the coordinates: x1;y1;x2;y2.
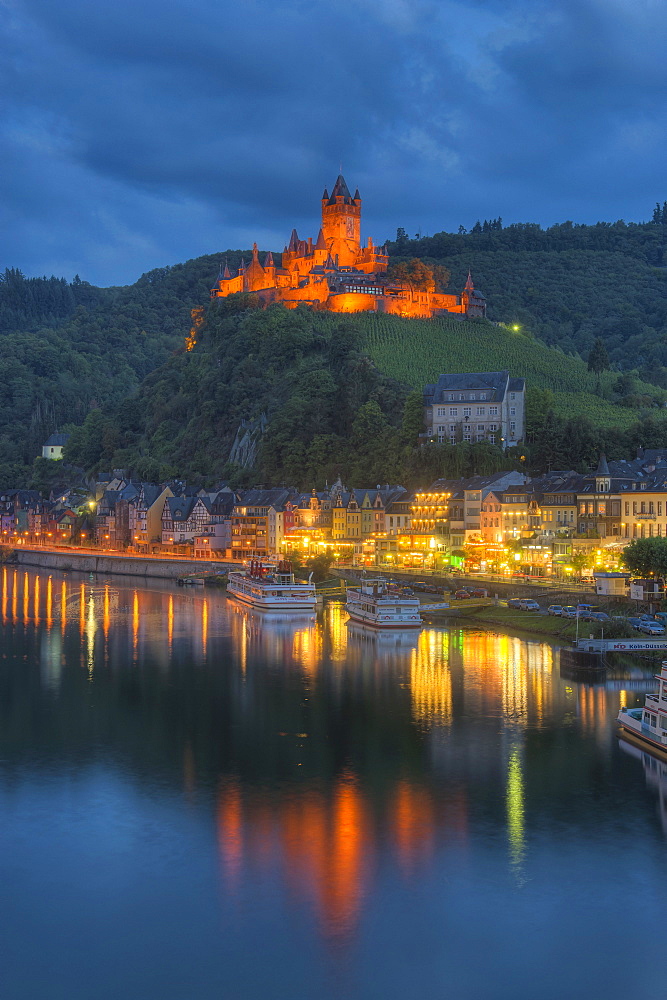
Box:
14;548;233;580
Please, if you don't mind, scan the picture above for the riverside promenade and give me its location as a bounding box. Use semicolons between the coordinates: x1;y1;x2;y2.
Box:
11;546;239;580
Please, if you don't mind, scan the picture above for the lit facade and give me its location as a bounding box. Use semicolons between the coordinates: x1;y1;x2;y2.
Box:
210;175;486;319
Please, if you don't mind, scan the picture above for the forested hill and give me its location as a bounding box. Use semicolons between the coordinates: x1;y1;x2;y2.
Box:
387;217;667;383
0;258;228;483
63;301;667;491
4;209;667;489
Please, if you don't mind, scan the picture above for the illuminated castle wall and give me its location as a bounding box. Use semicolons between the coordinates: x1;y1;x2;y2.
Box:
210;175;486;320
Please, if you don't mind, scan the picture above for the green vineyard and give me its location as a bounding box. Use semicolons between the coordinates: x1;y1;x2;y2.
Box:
318;312;666;429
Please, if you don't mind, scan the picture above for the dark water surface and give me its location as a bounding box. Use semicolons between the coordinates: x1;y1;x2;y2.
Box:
0;567;664;1000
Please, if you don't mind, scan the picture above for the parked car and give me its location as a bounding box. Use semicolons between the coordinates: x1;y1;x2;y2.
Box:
424;584;440;594
507;598;522;608
454;590;470;599
638;614;656;622
469;588;487;598
589;612;610;622
654;612;667;625
627;617;645;630
547;605;563;616
561;606;578;618
520;599;541;611
400;587;415;596
637;620;666;635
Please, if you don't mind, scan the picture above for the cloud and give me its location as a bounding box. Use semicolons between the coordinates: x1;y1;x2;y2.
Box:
1;0;667;284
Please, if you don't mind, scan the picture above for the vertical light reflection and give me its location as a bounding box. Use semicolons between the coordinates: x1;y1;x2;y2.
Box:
79;583;85;636
33;574;40;626
103;585;110;640
327;602;348;661
323;773;368;943
202;598;208;659
132;590;139;659
46;576;52;629
86;593;96;680
60;580;67;635
23;572;29;623
240;616;247;676
410;629;452;724
392;779;435;874
217;779;243;891
506;746;526;883
2;566;7;623
11;570;17;623
168;594;174;654
292;622;321;676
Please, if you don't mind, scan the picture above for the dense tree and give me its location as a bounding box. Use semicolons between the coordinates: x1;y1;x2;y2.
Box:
621;537;667;580
587;338;610;373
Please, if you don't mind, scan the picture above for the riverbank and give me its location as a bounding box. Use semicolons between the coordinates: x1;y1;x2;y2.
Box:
12;546;236;580
421;602;593;643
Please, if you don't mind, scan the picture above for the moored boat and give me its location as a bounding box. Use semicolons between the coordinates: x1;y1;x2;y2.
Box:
345;577;422;629
617;659;667;757
227;560;317;612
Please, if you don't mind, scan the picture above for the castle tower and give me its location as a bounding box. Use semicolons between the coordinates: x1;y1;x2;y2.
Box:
321;174;361;267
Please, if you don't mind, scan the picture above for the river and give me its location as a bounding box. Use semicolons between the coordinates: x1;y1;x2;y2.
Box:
0;567;664;1000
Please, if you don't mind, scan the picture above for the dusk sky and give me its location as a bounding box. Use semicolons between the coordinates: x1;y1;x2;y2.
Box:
2;0;666;287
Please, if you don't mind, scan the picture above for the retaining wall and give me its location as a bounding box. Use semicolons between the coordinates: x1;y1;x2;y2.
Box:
14;548;233;580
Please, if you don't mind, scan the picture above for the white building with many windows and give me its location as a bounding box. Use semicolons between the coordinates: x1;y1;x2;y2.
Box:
423;371;525;448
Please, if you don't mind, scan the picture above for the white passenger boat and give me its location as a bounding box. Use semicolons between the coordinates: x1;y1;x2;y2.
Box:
227;560;317;612
345;578;422;629
617;659;667;758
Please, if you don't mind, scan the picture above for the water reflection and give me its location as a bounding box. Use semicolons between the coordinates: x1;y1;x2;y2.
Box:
618;737;667;835
0;567;665;987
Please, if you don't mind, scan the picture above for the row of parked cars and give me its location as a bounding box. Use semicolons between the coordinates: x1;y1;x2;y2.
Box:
545;603;609;621
507;598;541;611
523;601;667;634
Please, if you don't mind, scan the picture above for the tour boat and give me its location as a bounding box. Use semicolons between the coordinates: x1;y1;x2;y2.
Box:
345;578;423;629
617;659;667;758
226;559;317;612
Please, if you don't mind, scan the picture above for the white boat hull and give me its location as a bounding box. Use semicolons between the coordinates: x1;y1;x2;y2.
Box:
345;607;422;629
227;576;316;612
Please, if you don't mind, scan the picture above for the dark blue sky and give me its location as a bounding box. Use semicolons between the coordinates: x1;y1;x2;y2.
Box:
2;0;665;287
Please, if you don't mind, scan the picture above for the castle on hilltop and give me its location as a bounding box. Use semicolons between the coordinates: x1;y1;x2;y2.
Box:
210;175;486;319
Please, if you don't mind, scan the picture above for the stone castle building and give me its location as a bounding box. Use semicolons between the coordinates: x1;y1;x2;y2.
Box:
211;175;486;319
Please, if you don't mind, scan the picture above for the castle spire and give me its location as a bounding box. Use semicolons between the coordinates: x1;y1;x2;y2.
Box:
288;228;299;252
252;241;259;261
329;174;352;204
464;269;474;291
223;259;231;279
315;228;326;250
263;251;274;267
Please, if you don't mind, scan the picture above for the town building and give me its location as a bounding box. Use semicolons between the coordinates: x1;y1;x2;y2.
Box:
423;371;525;448
41;432;69;460
211;175;486;319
